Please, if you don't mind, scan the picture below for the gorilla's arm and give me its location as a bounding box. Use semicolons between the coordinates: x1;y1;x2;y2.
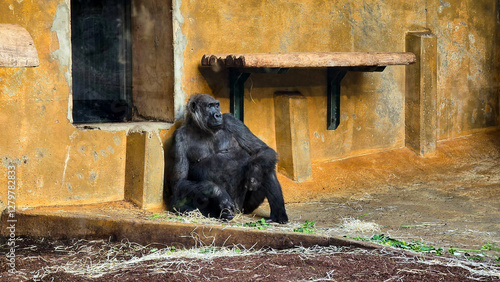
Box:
224;113;288;223
169;129;190;189
223;113;278;171
169;129;235;218
169;129;199;207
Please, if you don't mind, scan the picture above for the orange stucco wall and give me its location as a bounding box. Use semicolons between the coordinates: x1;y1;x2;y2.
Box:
176;0;500;162
0;0;499;209
1;1;126;208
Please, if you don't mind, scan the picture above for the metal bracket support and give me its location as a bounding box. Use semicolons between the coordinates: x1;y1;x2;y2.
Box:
327;68;348;130
229;68;251;122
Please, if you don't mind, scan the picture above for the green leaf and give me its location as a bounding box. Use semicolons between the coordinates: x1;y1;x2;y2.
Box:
145;213;166;219
482;243;500;251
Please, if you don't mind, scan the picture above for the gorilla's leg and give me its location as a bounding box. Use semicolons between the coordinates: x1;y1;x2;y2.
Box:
172;180;236;220
242;188;265;214
243;171;288;224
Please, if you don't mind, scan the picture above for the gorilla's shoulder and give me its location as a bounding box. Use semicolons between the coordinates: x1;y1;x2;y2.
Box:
222;113;243;127
172;125;189;141
222;112;238;122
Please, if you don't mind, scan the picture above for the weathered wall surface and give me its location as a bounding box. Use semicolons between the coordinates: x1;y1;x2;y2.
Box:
1;0;499;210
427;0;500;139
132;0;175;122
177;0;500;162
0;0;126;208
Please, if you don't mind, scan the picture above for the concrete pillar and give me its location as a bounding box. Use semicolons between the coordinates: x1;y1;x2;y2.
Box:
274;92;312;182
125;131;165;209
405;32;438;157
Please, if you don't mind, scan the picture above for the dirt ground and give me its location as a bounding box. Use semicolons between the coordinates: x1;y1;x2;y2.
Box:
1;130;500;281
271;129;500;252
1;236;499;281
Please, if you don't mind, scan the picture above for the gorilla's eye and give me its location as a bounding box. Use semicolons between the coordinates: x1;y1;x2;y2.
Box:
207;103;220;114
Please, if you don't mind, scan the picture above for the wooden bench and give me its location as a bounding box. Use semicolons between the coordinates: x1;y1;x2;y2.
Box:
201;52;416;130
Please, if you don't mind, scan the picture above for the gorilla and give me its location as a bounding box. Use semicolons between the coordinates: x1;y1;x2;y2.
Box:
166;94;288;223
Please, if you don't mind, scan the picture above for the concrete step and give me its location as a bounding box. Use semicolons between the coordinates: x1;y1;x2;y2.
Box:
1;201;376;250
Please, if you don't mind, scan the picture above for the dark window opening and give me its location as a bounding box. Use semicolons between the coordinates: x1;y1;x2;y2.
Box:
71;0;132;123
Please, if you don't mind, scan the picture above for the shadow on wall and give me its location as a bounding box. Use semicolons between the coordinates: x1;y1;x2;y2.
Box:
162;120;184;210
199;66;333;100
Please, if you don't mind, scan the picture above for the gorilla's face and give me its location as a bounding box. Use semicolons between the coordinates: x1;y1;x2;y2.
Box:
188;94;223;132
205;100;223;129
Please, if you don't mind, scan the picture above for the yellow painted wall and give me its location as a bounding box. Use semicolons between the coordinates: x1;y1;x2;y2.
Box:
427;1;500;139
0;0;126;208
0;0;499;209
177;0;500;162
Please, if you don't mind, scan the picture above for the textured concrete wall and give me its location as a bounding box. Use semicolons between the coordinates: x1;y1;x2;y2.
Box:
426;0;500;139
0;1;126;208
179;0;425;163
178;0;500;162
1;0;499;210
132;0;175;122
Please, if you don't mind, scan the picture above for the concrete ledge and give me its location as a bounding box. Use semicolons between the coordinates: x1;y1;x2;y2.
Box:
1;202;377;251
75;122;173;133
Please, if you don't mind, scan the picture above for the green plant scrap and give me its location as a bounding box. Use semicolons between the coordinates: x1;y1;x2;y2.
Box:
293;220;316;234
242;218;272;230
482;243;500;252
448;243;500;261
350;234;443;255
145;213;167;220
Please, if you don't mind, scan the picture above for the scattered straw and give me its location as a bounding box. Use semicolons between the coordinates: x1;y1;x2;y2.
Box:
339;217;381;234
22;238;500;281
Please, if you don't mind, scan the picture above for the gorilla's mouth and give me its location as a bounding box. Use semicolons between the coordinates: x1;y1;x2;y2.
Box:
209;115;223;129
212;112;223;123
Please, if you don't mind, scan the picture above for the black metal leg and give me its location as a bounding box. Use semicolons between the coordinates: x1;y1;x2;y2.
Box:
327;68;347;130
229;68;251;122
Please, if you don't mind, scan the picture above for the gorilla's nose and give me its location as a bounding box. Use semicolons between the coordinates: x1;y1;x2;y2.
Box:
214;112;222;119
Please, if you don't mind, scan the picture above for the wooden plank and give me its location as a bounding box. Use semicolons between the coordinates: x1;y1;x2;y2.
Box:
0;24;39;67
202;52;416;68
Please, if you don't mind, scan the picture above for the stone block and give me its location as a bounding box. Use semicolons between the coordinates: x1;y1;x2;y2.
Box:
125;131;165;209
274;92;312;182
405;32;438;157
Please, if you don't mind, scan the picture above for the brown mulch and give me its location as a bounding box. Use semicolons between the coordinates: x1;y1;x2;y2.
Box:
1;237;498;281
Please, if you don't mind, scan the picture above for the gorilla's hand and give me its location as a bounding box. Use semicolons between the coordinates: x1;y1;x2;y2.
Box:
271;209;289;224
218;197;236;221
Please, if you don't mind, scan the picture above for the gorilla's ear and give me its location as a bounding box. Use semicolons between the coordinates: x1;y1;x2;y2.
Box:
188;99;197;113
189;100;197;113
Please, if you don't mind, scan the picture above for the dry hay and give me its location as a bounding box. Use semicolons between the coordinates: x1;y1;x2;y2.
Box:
30;238;262;279
337;217;382;234
26;238;500;281
18;211;498;280
147;209;382;238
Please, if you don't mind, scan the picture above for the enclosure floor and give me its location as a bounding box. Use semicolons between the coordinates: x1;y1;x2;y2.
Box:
5;129;500;253
259;128;500;251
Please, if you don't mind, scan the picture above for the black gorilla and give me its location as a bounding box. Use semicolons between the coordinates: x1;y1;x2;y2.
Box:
166;94;288;223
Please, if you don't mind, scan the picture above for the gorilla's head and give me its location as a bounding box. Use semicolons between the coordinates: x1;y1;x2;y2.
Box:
187;94;223;133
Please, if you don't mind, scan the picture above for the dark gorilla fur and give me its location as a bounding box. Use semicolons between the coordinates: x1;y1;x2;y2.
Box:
165;94;288;223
